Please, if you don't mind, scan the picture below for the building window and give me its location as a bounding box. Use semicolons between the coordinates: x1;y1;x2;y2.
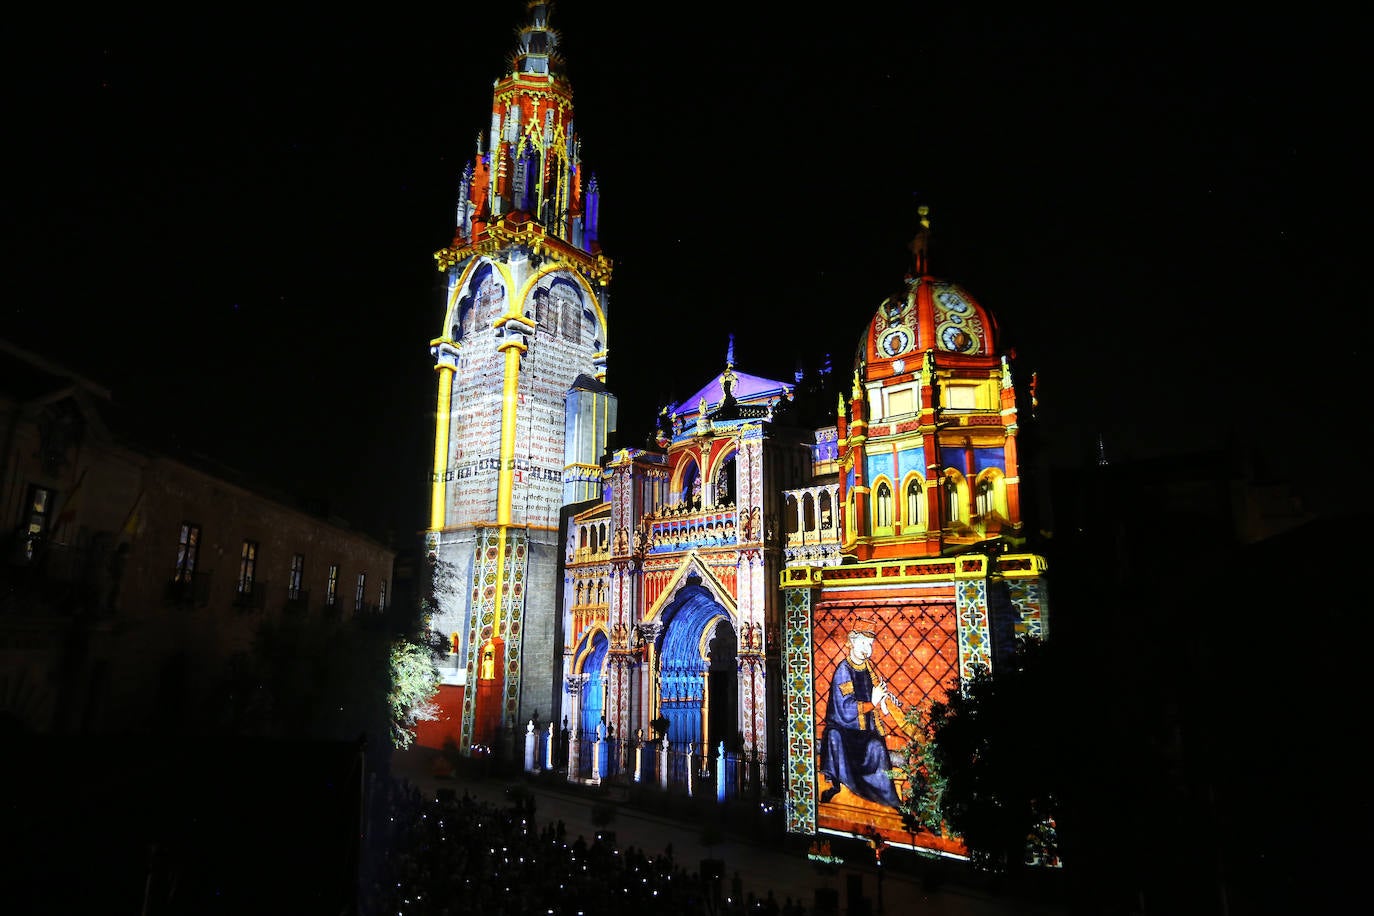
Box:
975;469;1008;523
874;480;893;533
326;564;339;607
288;554;305;600
714;453;736;506
379;580;388;612
945;385;978;410
905;477;924;530
944;473;963;525
976;479;993;517
22;485;55;560
558;286;581;341
680;461;700;506
886;387;915;417
355;572;366;611
238;540;259;593
174;523;201;583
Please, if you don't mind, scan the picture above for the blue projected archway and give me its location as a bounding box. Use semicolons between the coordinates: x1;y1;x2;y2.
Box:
656;575;736;751
576;630;609;742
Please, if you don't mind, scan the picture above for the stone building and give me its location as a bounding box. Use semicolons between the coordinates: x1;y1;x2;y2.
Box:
0;339;396;735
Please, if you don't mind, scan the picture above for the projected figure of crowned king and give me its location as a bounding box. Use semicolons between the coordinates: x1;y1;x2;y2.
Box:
818;621;902;808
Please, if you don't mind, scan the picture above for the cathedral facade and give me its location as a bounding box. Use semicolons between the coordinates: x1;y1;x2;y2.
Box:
560;350;810;781
428;4;1050;853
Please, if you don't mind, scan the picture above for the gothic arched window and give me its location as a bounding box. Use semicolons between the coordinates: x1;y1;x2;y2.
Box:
905;477;924;530
715;453;736;506
874;480;893;533
944;472;964;526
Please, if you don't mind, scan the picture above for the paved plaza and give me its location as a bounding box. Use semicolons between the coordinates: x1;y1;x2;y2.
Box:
389;746;1069;915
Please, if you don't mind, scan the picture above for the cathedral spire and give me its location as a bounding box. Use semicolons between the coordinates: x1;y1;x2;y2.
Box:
909;205;932;277
435;1;608;266
721;335;738;402
511;2;562;77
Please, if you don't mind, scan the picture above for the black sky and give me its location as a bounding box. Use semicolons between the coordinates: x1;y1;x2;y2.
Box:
3;7;1350;541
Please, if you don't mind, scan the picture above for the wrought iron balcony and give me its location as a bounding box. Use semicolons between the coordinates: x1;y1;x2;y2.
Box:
164;568;213;609
232;579;268;612
282;587;310;616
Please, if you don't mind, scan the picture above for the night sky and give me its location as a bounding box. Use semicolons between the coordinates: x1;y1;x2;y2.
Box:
4;7;1348;541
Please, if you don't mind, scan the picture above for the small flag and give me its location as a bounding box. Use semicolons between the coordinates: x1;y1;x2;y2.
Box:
56;468;87;527
120;490;145;540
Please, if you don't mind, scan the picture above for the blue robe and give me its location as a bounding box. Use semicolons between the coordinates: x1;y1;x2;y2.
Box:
819;658;901;808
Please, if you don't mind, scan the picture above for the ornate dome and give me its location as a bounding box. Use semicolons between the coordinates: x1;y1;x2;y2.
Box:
858;276;1000;379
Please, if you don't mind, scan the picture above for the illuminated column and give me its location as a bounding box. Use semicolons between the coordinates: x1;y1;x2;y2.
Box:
565;675;585;782
1000;355;1023;525
1003;432;1022;526
922;351;945;534
606;564;634;748
848;371;870;538
474;317;534;750
605;654;628;772
492;316;533;628
699;672;710;769
638;620;662;735
835;394;849;539
955;572;993;680
429;341;460;530
780;571;820;836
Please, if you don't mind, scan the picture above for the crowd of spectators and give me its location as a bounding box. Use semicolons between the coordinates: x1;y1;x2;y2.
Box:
362;776;828;916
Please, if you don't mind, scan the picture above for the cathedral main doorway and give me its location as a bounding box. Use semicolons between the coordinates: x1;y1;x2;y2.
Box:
571;629;609;778
656;577;737;755
577;631;608;741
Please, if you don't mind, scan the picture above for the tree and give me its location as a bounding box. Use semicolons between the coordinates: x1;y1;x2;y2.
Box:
387;638;438;750
891;701;949;837
212;550;442;755
925;638;1063;874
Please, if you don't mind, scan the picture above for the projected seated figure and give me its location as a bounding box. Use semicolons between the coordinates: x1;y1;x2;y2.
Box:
818;622;902;808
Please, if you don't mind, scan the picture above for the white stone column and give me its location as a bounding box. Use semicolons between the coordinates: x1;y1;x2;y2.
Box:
592;717;607;784
566;675;586;783
632;728;644;784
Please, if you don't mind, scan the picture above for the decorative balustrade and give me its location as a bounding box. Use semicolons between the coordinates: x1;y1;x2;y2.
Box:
784;524;840;548
571;545;610;564
644;504;738;553
782;484;842;566
570;603;608;633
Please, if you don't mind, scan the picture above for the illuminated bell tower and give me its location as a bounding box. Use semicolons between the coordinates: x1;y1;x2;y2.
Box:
428;2;614;755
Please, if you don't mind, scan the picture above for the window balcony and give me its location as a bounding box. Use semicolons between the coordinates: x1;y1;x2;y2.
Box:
164;569;213;609
282;587;310;616
232;579;268;612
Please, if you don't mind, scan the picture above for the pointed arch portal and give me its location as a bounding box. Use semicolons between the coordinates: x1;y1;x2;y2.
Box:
576;630;609;743
656;579;737;753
